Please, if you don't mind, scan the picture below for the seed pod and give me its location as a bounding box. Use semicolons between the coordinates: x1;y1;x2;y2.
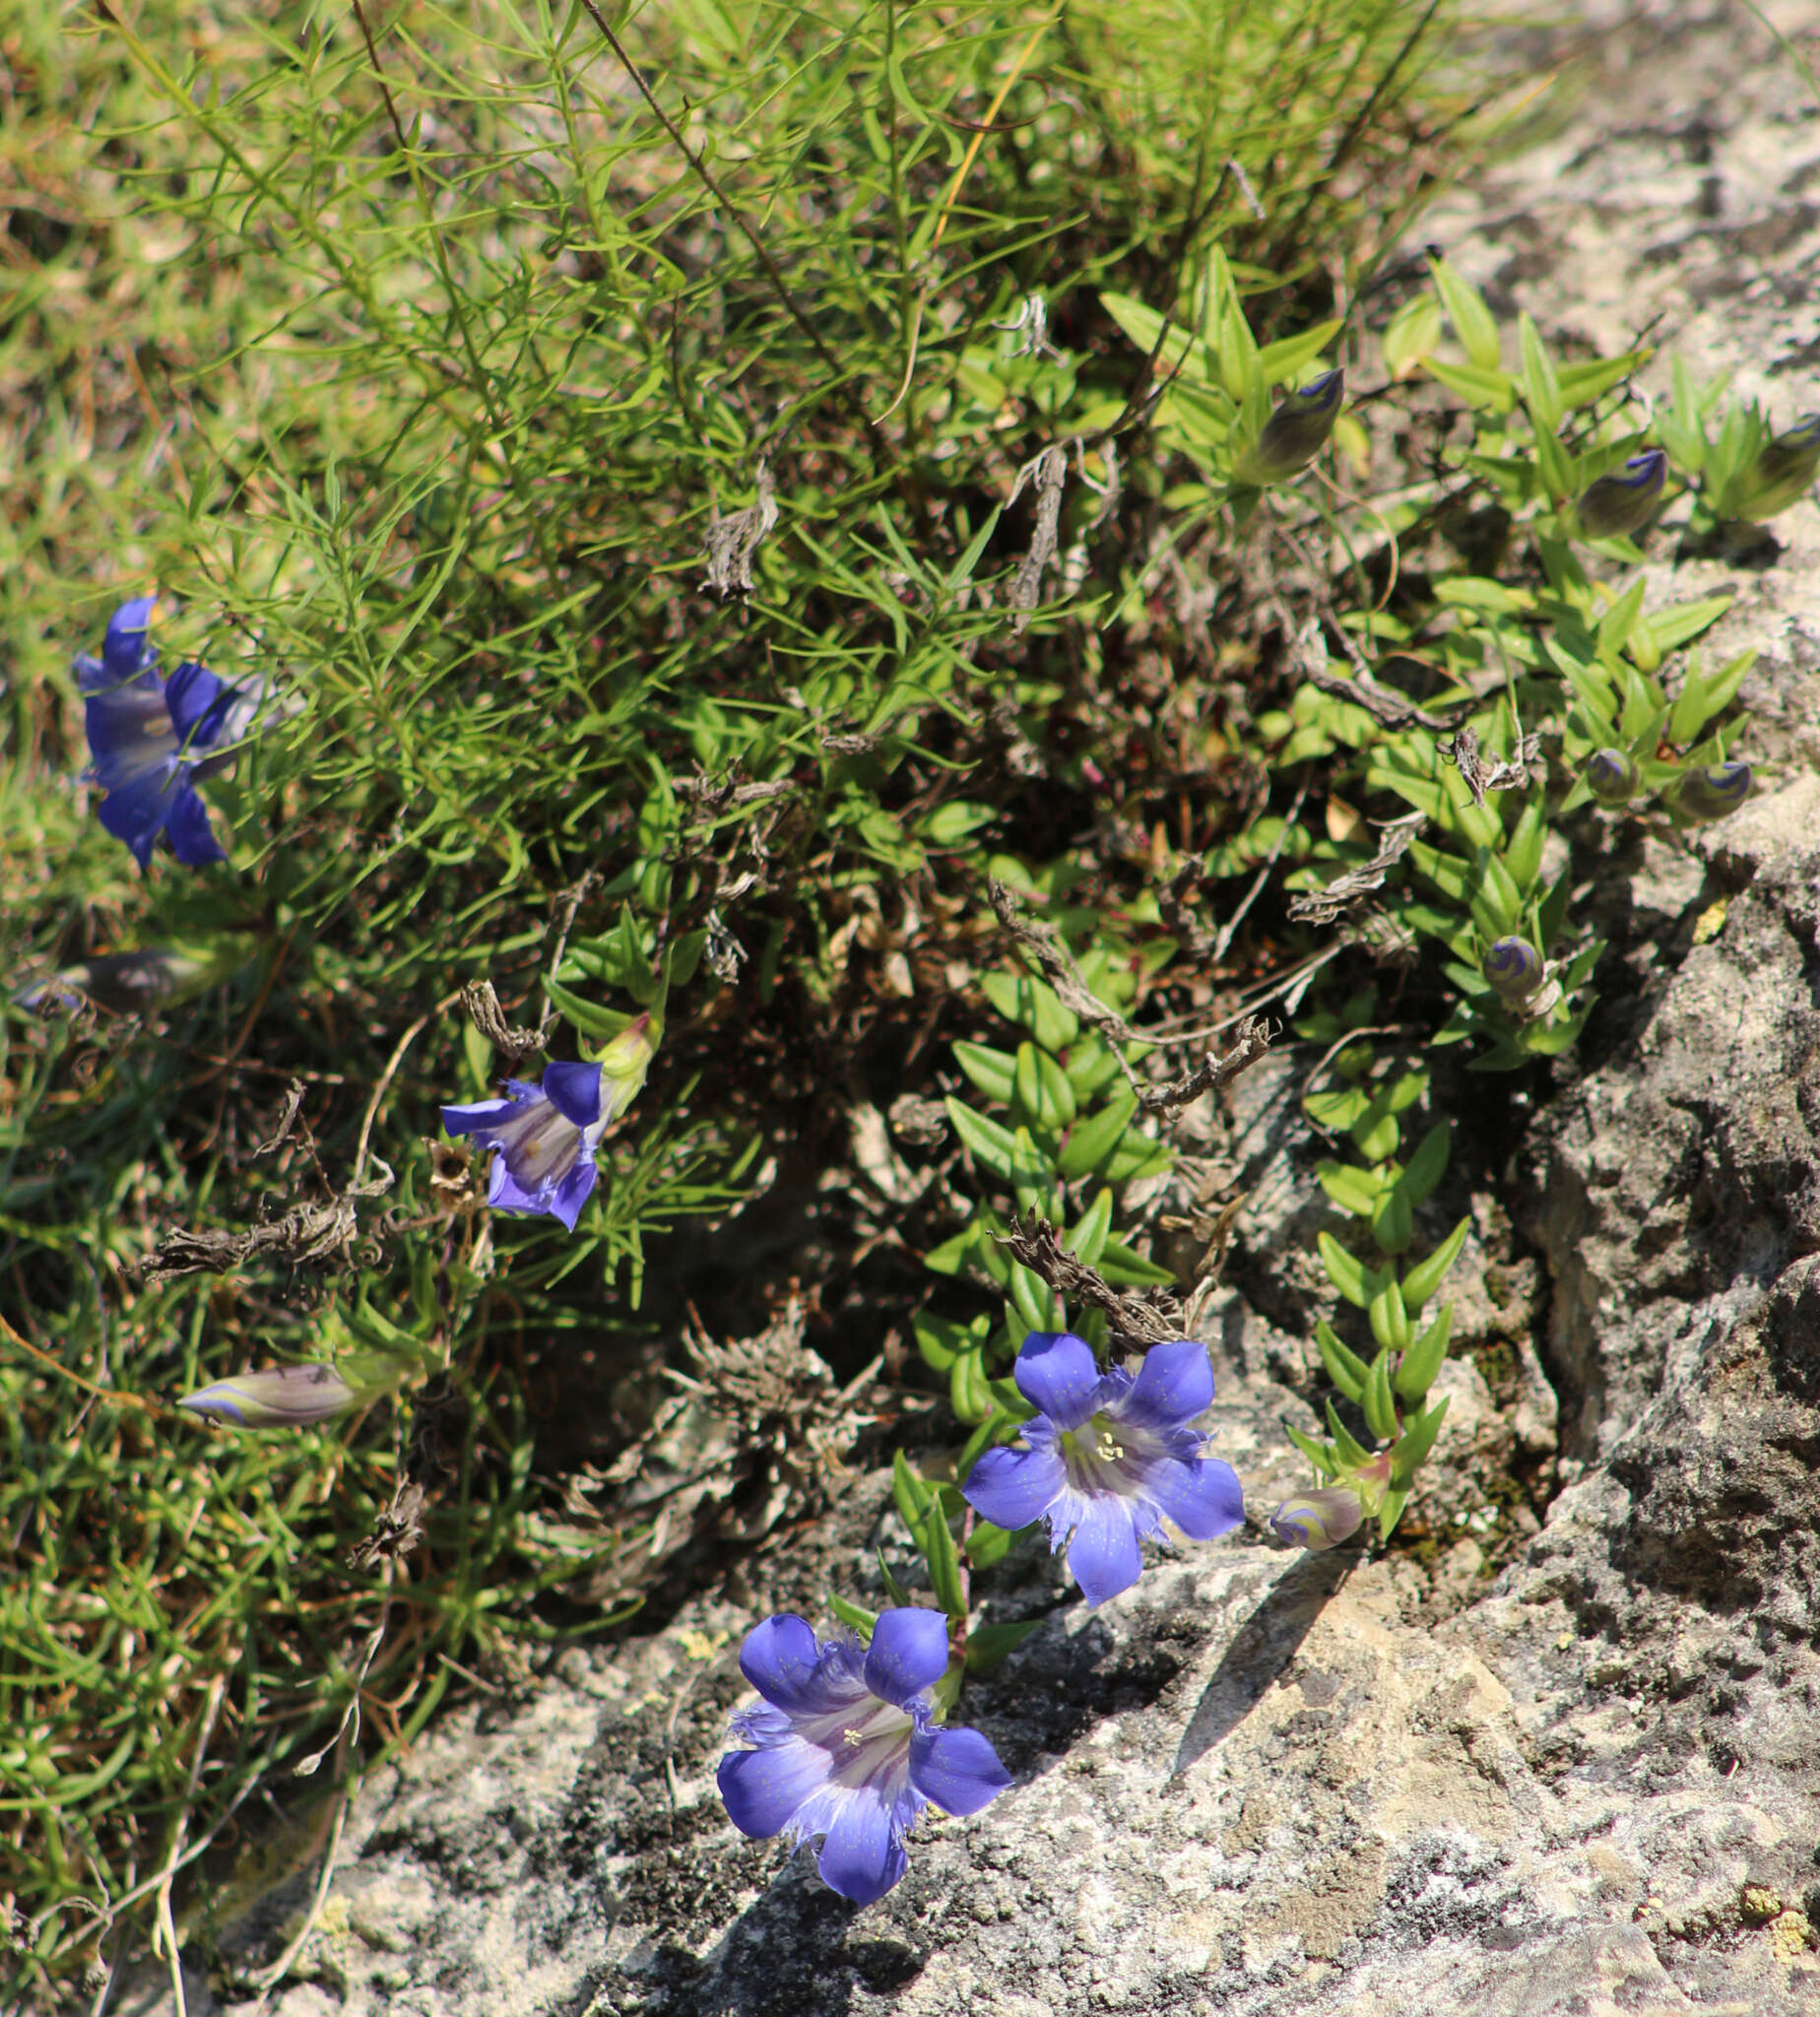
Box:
1576;448;1667;539
1585;748;1641;806
1670;759;1753;825
1236;369;1344;485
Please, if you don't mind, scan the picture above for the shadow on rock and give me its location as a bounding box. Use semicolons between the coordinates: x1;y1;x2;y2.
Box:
1172;1549;1355;1778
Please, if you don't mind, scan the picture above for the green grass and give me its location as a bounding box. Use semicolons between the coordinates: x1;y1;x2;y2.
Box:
1;0;1463;1998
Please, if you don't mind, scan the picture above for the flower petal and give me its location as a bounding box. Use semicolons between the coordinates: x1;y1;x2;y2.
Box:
83;673;171;771
548;1156;597;1232
440;1099;514;1139
541;1061;605;1130
1011;1332;1101;1430
164;661;233;751
1066;1493;1144;1606
738;1613;826;1712
1121;1339;1213;1430
1147;1456;1246;1541
960;1443;1065;1531
164;785;226;868
95;770;178;869
101;598;161;680
863;1608;949;1709
909;1725;1010;1817
488;1157;553;1216
718;1737;830;1841
815;1789;910;1905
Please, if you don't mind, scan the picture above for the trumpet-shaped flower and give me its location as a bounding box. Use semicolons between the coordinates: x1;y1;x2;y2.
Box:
960;1333;1244;1606
1575;450;1666;540
717;1608;1010;1905
441;1021;652;1231
77;597;263;869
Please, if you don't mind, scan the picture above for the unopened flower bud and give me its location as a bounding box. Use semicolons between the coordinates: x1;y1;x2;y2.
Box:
1236;369;1344;485
177;1352;407;1428
1576;449;1666;539
1269;1485;1365;1551
1585;748;1640;806
1483;937;1545;1003
1670;759;1753;826
16;940;255;1017
1733;414;1820;522
596;1010;657;1107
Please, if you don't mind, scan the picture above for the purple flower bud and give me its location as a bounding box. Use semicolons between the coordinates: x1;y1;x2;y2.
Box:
1236;369;1344;485
1585;748;1640;806
1670;760;1753;826
1482;937;1547;1005
718;1609;1010;1904
1734;413;1820;522
1575;449;1666;540
178;1363;358;1428
1268;1485;1365;1551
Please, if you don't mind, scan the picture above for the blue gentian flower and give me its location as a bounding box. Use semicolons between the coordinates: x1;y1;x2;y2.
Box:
1734;413;1820;521
77;597;260;869
176;1357;405;1428
718;1608;1010;1905
1482;936;1546;1004
442;1017;654;1232
960;1333;1245;1606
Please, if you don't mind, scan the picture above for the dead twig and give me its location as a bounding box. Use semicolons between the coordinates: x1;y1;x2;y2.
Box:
1135;1016;1274;1114
702;459;778;600
1287;812;1425;926
1008;444;1069;632
994;1212;1186;1351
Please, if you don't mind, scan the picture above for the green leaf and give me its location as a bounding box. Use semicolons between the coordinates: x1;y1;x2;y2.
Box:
1318;1160;1383;1217
544;973;630;1040
944;1098;1042;1190
1305;1084;1369;1130
878;1549;913;1608
950;1347;997;1424
1423;356;1516;414
964;1520;1020;1570
1315;1319;1369;1403
965;1619;1042;1673
1284;1422;1338;1475
981;969;1078;1052
1318;1229;1369;1307
1057;1091;1138;1181
1376;1486;1410;1541
914;1313;985;1372
1368;1276;1411;1352
1648;594;1732;655
893;1450;936;1530
1361;1348;1401;1442
1325;1401;1374;1470
953;1040;1016;1106
1401;1214;1471;1313
1669;646;1752;743
1428;255;1502;371
1383;292;1443;379
1400;1122;1451;1205
1095;1236;1174;1287
1394;1303;1452;1400
1554;349;1651;410
1390;1397;1452;1486
1518;312;1563;430
1067;1188;1114;1268
1371;1184;1414;1257
828;1594;879;1639
921;1491;967;1620
923;1223;982;1276
1256;319;1342;384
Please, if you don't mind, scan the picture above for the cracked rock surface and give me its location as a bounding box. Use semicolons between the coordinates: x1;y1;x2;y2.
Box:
123;6;1820;2013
